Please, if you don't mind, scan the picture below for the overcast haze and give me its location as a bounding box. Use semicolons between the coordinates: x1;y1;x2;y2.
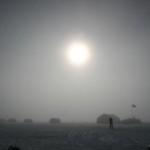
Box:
0;0;150;122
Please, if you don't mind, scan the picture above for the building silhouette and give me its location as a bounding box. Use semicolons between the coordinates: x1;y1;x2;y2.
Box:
97;114;120;124
24;118;33;123
49;118;61;124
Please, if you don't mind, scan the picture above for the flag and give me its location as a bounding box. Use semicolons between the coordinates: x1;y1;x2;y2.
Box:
131;104;136;108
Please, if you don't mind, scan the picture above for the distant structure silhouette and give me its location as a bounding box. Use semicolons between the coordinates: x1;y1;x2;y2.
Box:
0;118;6;124
109;117;114;129
121;117;142;124
24;118;33;123
8;118;17;123
131;104;136;118
97;114;120;124
49;118;61;124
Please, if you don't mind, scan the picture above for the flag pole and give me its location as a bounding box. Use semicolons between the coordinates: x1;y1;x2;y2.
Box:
131;104;136;118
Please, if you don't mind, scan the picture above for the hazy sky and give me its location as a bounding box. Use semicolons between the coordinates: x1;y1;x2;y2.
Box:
0;0;150;122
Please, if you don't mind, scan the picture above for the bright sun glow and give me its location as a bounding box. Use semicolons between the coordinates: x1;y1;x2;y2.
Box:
67;41;90;66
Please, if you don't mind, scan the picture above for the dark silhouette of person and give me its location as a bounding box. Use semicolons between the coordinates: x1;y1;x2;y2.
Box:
109;117;113;129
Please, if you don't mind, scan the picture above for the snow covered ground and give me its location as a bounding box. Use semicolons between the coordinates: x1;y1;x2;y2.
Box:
0;123;150;150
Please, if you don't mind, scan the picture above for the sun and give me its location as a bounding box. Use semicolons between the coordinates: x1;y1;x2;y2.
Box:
67;41;90;66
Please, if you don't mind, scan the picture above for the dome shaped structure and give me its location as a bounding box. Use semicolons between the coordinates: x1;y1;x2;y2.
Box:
97;114;120;124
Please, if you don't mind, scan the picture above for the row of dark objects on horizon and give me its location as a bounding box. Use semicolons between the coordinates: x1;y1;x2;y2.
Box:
7;144;150;150
1;114;143;125
0;116;142;124
0;118;61;124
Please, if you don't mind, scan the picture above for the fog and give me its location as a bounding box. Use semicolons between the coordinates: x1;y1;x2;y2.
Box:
0;0;150;122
